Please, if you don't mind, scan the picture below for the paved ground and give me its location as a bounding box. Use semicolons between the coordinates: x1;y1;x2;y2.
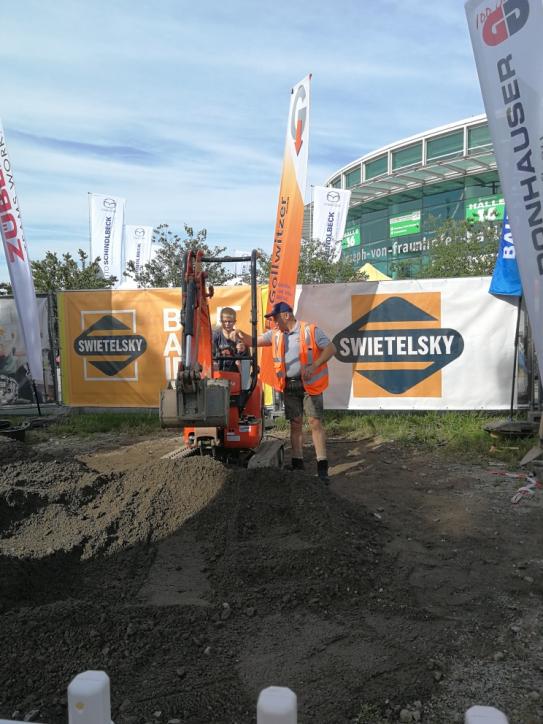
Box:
0;428;542;723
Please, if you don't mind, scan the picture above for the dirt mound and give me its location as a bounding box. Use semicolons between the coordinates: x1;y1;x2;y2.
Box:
2;433;540;722
0;456;227;561
0;451;386;723
191;467;382;613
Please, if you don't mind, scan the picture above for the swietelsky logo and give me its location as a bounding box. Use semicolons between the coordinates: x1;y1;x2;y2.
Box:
333;294;464;397
482;0;529;46
74;310;147;381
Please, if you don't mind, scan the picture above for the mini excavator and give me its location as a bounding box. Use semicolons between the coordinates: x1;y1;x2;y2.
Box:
159;249;284;468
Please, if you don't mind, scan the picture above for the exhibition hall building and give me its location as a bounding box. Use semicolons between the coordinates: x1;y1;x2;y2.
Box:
319;114;501;278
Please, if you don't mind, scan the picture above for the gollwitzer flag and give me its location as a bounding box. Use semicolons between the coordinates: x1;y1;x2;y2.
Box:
89;193;125;283
465;0;543;373
261;75;311;387
0;121;44;384
312;186;351;262
124;225;153;276
489;210;522;296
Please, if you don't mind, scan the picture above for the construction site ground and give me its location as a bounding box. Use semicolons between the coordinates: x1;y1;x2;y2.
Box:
1;425;542;724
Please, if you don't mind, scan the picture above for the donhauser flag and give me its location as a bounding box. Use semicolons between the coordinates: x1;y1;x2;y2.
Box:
465;0;543;373
261;75;310;386
0;121;44;384
312;186;351;262
89;193;125;284
124;225;153;276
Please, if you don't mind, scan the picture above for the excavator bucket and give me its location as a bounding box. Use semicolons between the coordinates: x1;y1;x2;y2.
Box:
160;378;230;428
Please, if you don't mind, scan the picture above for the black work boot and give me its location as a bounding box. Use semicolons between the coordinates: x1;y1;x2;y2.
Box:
317;459;330;483
290;458;305;471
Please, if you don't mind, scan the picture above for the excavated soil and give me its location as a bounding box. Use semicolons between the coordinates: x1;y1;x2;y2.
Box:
0;429;542;723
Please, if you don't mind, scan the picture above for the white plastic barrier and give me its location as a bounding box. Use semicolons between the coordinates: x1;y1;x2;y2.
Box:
68;671;112;724
465;706;509;723
0;671;512;723
257;687;297;724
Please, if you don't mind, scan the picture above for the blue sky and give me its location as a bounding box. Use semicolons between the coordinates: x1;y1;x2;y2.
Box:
1;0;484;280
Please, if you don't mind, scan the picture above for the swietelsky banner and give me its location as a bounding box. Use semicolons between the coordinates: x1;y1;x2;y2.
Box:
0;121;44;384
261;75;311;385
312;186;351;262
89;193;125;284
465;0;542;373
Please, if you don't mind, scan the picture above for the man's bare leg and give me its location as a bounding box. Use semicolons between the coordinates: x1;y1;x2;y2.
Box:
309;416;327;460
290;416;304;459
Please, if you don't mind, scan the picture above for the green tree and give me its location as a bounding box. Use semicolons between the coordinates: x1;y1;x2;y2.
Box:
417;217;500;279
242;238;363;286
31;249;116;292
125;224;235;287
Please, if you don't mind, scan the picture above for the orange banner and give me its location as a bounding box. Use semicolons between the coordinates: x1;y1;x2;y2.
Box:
262;75;311;387
58;286;253;407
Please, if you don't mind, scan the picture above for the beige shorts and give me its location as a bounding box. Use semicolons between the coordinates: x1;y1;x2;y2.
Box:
283;379;324;420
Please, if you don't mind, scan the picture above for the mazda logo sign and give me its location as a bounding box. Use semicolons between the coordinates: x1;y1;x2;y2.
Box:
327;191;340;203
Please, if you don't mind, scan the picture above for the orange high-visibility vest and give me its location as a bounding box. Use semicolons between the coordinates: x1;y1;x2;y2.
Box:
271;321;329;394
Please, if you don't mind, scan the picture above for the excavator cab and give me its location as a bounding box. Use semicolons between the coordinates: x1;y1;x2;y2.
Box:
160;249;283;468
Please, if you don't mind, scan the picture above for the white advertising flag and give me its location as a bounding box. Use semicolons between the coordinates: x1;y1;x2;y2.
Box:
465;0;543;378
124;225;153;275
0;121;44;384
89;193;125;283
312;186;352;261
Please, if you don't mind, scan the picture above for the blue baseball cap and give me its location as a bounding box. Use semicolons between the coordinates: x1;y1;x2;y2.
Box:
264;301;293;318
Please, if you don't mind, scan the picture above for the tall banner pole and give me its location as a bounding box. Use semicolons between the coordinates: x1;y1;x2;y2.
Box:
465;0;543;379
88;192;126;286
312;186;352;262
123;225;153;278
0;120;44;390
465;0;543;458
261;74;311;386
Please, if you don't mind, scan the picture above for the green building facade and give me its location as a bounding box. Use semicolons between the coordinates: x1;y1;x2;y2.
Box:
319;115;501;278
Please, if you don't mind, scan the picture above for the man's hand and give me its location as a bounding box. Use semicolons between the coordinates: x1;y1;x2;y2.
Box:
302;363;316;380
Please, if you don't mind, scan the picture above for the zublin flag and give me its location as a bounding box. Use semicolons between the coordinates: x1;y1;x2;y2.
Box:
0;121;44;384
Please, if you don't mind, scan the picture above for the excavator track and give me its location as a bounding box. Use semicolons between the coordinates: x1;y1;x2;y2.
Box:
161;445;201;461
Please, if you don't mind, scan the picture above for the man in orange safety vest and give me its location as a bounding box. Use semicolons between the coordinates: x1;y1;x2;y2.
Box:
238;301;336;482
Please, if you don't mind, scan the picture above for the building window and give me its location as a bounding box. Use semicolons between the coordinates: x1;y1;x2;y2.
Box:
392;143;422;171
426;131;464;161
365;155;388;180
345;166;361;188
331;177;342;188
468;124;492;153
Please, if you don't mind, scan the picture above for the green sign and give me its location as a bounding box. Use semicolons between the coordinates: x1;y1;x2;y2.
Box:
389;211;421;238
342;226;361;249
465;194;505;222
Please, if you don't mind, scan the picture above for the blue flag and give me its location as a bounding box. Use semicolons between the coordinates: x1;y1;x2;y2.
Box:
489;211;522;297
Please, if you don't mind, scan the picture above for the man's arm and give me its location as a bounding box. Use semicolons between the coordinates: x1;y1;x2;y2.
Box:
302;329;337;379
236;330;272;347
308;342;336;370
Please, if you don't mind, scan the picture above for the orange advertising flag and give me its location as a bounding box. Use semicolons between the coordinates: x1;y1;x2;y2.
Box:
262;75;311;387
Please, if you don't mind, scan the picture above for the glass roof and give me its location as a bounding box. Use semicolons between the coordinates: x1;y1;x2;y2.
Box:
302;148;498;239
